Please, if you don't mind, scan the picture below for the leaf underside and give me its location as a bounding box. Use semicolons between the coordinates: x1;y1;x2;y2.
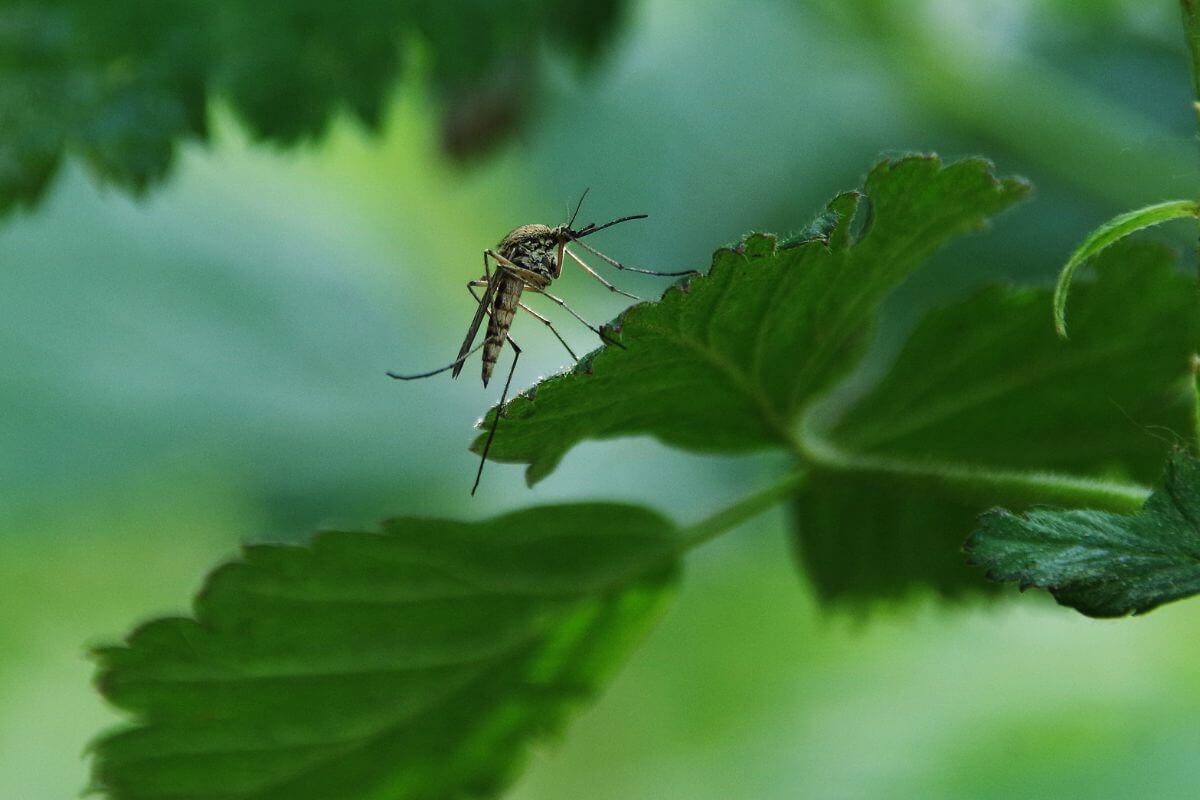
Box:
967;452;1200;617
794;239;1200;604
473;155;1030;485
0;1;629;215
90;504;681;800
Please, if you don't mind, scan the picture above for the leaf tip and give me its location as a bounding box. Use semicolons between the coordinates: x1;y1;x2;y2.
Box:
525;449;566;486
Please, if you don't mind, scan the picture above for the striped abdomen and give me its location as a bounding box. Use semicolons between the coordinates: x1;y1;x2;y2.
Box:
483;273;523;386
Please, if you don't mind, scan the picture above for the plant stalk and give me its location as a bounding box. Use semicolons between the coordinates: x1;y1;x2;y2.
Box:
679;429;1153;555
682;470;807;549
796;426;1149;515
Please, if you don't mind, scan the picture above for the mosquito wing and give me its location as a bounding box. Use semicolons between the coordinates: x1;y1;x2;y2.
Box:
452;271;500;379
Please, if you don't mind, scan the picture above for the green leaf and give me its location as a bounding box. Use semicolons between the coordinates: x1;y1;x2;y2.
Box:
1053;199;1200;338
967;451;1200;617
473;156;1029;485
90;503;680;800
0;1;631;214
832;239;1200;483
794;240;1199;603
791;470;1054;605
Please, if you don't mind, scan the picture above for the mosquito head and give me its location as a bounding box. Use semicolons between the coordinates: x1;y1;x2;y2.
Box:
549;223;573;244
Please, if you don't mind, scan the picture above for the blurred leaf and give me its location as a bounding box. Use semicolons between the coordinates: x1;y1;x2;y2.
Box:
1053;200;1200;337
967;451;1200;617
792;471;1031;606
0;0;631;214
91;503;680;800
795;240;1199;604
473;156;1029;485
0;3;209;212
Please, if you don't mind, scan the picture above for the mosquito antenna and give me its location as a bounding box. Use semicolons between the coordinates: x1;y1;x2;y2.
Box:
572;213;647;239
472;340;521;495
567;188;591;229
387;341;485;380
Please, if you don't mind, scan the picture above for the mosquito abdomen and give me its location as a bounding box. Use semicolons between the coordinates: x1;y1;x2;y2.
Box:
483;274;523;386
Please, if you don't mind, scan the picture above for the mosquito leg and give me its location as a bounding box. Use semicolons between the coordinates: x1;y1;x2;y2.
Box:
563;247;642;301
472;338;521;495
466;280;491;317
520;302;578;362
485;248;516;271
571;237;698;277
387;341;485;380
392;279;494;381
485;249;549;286
526;287;626;350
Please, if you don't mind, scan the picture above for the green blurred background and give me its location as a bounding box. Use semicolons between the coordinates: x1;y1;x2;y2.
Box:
4;1;1200;797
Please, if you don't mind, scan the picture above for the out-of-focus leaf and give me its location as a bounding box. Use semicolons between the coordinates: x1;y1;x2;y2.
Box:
473;156;1028;485
91;503;680;800
792;471;1028;605
794;240;1199;604
967;451;1200;617
0;0;631;214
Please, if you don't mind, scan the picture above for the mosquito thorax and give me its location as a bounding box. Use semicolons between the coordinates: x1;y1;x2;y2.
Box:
498;223;570;282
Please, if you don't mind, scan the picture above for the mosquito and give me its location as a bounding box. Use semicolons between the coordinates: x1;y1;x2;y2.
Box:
388;191;696;495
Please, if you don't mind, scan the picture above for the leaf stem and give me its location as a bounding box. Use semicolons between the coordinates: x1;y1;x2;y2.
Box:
678;422;1156;554
796;426;1150;515
682;470;808;549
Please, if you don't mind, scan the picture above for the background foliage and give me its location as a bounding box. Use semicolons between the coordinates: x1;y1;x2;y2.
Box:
5;1;1200;798
0;0;629;213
